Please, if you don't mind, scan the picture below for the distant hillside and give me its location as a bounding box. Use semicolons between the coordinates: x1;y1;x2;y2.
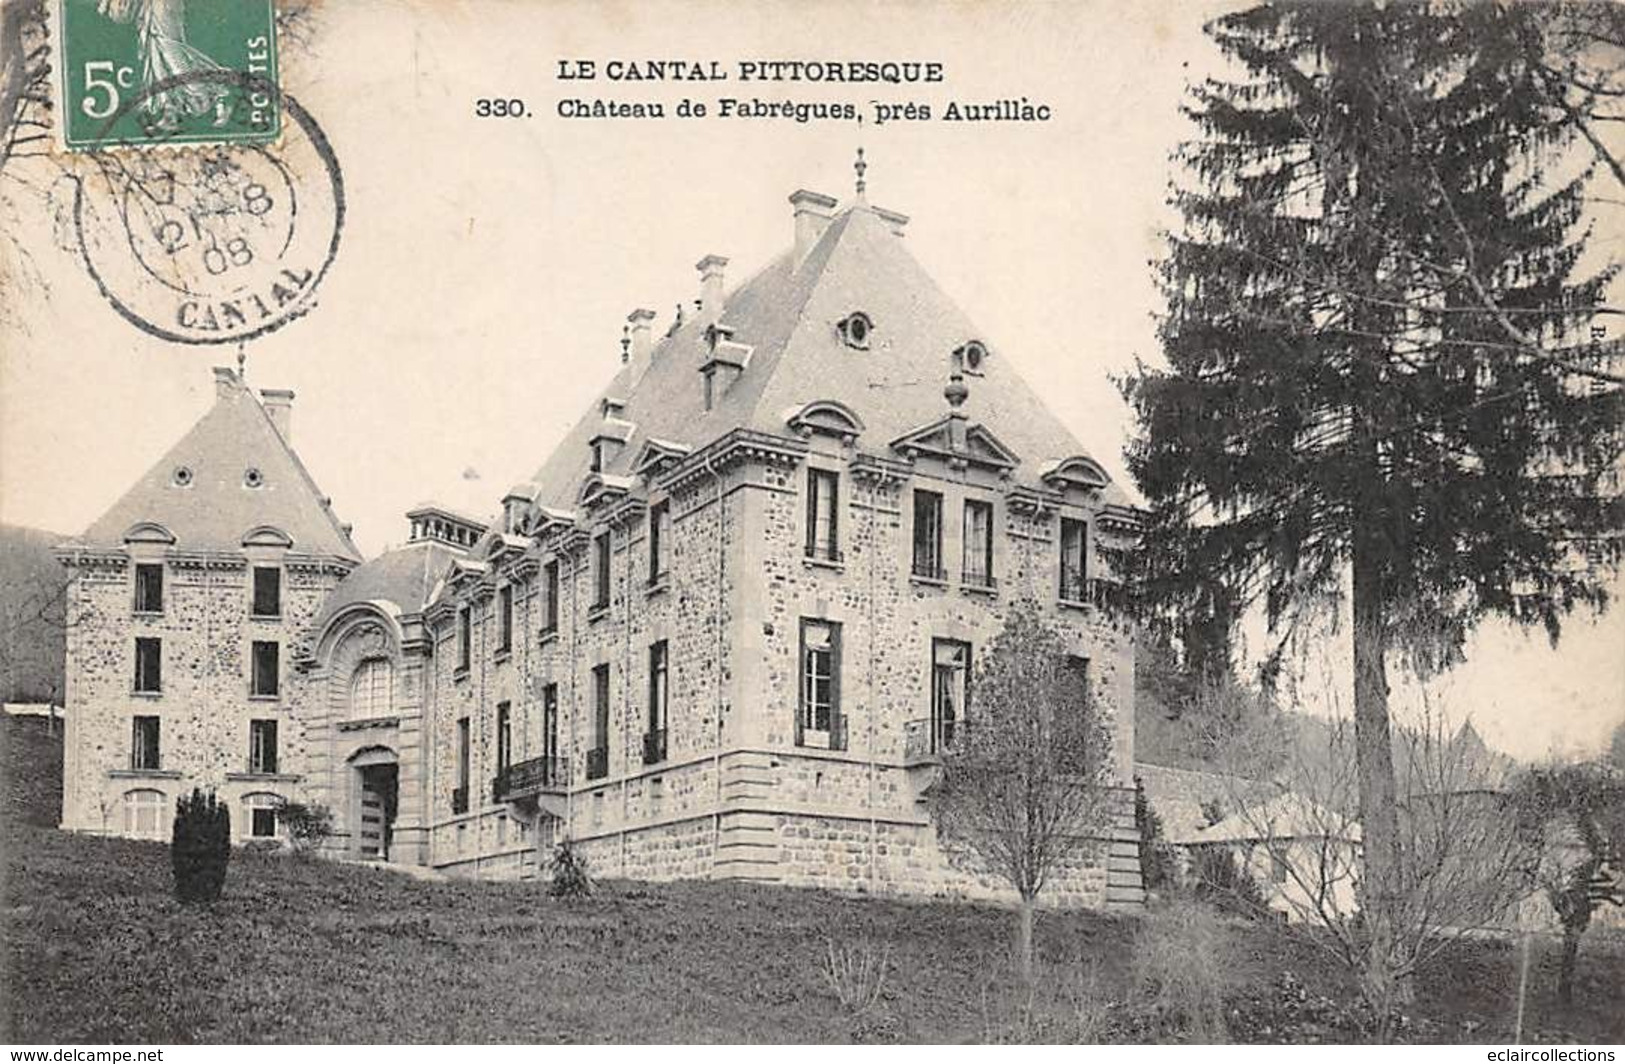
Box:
0;524;68;703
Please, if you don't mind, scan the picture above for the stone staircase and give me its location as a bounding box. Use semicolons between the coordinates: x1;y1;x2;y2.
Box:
1103;786;1146;910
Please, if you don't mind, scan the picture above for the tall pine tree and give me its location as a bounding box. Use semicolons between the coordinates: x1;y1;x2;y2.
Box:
1125;2;1621;1010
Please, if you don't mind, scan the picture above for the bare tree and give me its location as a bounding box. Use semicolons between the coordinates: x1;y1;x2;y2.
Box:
932;600;1117;984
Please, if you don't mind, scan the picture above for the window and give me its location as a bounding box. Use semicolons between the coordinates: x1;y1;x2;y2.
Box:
134;637;162;694
251;566;281;618
838;311;874;349
931;639;971;751
912;490;944;579
646;641;668;764
457;606;471;671
454;716;470;813
133;563;164;613
350;658;392;718
957;340;989;373
244;793;281;839
496;702;512;777
1060;517;1088;602
1063;655;1095;774
251;640;280;697
593;533;612;610
131;715;161;770
542;683;560;763
542;560;560;633
249;719;278;774
798;619;841;747
496;585;513;654
122;789;165;839
962;499;994;588
1270;846;1290;885
589;664;610;779
805;468;840;562
648;500;670;582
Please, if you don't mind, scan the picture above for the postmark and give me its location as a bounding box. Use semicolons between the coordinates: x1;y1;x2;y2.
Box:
70;69;344;344
56;0;279;151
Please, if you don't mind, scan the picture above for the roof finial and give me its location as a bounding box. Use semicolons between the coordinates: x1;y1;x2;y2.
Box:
854;146;867;200
620;324;631;364
236;341;247;383
945;368;968;410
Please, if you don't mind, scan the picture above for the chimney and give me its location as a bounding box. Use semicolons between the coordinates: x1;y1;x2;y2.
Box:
627;307;656;375
695;255;728;324
212;365;240;399
260;389;294;441
790;189;837;267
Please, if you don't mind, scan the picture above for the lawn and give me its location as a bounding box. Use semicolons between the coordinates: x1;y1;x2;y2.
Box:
2;715;1621;1044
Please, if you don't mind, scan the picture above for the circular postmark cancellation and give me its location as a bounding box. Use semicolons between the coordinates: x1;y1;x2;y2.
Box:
72;69;344;345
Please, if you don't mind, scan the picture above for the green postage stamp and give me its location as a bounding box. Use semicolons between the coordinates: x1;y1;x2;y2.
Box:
56;0;280;150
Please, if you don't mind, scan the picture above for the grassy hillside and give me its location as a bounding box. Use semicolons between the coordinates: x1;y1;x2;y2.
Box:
0;524;68;704
2;715;1619;1044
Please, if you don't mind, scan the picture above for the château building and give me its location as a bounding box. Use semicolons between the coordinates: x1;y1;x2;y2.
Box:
56;173;1145;908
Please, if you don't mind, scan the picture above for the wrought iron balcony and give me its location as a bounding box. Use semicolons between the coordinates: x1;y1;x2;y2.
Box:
586;744;609;781
902;717;969;766
642;727;668;765
962;569;998;591
451;785;469;815
492;755;567;803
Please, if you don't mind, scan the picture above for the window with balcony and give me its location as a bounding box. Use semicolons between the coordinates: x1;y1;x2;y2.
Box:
251;566;281;618
249;719;278;774
133;637;162;694
131;715;161;770
648;500;670;584
133;563;164;613
122;788;165;839
931;639;971;752
962;499;994;589
588;664;610;779
645;640;668;765
496;584;513;654
798;619;843;749
456;606;471;671
250;640;280;697
593;533;612;610
496;701;512;778
454;716;470;814
805;468;841;562
542;683;560;764
912;489;944;580
542;559;560;634
1060;517;1088;602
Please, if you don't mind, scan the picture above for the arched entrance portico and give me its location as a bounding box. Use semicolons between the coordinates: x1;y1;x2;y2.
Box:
348;745;399;861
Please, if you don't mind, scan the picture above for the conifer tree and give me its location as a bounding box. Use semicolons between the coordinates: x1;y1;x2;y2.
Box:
1124;2;1621;1007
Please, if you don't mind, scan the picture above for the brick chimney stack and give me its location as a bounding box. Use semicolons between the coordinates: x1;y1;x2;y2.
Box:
790;190;837;268
696;255;728;324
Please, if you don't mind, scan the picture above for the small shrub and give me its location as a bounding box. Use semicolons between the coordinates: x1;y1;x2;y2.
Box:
819;934;891;1014
275;801;334;856
1134;777;1177;892
1130;899;1238;1041
1191;845;1268;920
547;838;592;898
171;788;230;904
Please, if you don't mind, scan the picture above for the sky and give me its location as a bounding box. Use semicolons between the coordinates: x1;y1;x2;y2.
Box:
1;0;1619;761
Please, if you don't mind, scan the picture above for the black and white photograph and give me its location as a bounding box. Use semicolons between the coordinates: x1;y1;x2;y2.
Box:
0;0;1621;1049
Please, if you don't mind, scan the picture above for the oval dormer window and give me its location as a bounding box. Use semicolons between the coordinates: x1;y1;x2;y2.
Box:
172;465;194;487
244;467;264;489
838;312;873;350
958;340;989;374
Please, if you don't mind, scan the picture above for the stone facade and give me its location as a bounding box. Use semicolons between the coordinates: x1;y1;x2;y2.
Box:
57;179;1145;909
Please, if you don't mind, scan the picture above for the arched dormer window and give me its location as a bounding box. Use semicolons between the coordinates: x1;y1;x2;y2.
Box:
350;657;394;719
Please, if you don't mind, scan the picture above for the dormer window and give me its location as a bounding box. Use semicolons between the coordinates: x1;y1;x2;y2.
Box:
837;312;874;350
956;340;989;374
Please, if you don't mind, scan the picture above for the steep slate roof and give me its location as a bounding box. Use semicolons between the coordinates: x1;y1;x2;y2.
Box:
522;198;1132;515
75;372;361;561
1179;791;1361;847
313;540;459;631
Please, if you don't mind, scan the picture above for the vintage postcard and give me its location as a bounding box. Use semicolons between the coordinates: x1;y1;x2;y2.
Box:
1;0;1621;1050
